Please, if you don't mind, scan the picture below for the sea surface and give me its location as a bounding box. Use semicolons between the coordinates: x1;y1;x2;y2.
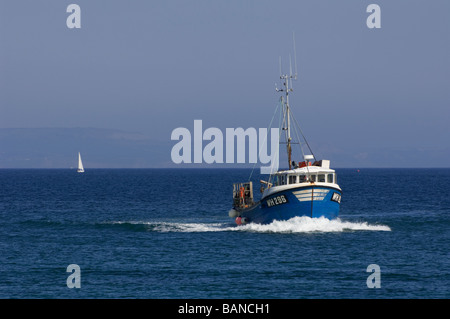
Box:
0;168;449;299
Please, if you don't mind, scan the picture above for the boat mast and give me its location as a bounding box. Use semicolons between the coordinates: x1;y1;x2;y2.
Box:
276;56;297;170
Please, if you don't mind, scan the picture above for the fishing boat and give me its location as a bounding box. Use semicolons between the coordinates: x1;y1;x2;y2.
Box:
77;152;84;173
229;55;342;225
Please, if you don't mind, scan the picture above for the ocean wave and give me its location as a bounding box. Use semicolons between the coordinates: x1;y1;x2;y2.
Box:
108;217;391;233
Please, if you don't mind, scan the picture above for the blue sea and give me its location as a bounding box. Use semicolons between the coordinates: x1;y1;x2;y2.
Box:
0;168;449;299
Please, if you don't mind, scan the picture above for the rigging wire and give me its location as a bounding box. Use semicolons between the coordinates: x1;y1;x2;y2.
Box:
265;98;285;187
248;101;281;182
288;106;312;176
289;107;315;160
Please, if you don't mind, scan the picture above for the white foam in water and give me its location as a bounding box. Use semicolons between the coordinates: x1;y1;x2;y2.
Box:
154;222;226;233
113;217;391;233
234;216;391;233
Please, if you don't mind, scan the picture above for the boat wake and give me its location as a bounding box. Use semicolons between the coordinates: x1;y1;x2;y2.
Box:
234;216;391;233
109;217;391;233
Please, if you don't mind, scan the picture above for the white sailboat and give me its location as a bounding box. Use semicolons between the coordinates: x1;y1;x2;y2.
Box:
77;152;84;173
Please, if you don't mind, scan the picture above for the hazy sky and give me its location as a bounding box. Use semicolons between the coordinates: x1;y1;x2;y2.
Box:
1;0;449;166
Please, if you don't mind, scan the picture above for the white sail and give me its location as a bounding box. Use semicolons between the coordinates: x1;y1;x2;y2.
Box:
77;152;84;173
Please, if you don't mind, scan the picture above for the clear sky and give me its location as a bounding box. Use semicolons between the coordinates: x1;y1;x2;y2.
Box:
1;1;449;167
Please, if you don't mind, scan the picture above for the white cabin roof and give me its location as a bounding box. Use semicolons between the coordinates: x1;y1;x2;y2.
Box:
275;159;335;175
276;166;335;175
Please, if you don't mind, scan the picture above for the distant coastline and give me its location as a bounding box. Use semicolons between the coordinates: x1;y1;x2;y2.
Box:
1;128;449;169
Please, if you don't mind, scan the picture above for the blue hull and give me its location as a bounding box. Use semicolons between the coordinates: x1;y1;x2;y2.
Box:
236;185;341;225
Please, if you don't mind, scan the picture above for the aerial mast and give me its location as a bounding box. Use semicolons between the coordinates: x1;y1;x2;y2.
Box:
276;40;298;170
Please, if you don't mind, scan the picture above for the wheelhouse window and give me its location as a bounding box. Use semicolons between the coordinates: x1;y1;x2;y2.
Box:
309;175;316;182
299;175;307;183
318;174;325;182
289;175;297;184
327;174;334;183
